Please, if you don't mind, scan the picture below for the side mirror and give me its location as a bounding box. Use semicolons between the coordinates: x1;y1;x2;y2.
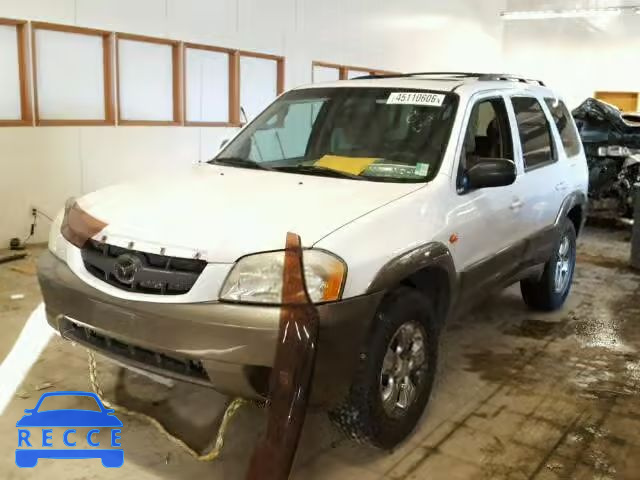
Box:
219;139;229;149
463;158;516;190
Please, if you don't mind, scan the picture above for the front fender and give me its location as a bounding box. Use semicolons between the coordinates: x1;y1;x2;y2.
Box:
366;241;457;297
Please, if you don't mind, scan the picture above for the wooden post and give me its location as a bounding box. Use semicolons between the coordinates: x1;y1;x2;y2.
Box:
245;233;320;480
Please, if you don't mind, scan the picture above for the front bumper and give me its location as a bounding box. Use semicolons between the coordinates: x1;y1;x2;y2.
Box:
37;251;383;407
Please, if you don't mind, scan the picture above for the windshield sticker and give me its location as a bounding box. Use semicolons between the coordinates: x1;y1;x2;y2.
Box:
414;163;430;176
387;92;445;107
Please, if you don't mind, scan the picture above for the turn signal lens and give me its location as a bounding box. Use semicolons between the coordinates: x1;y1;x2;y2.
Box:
61;199;107;248
302;250;346;302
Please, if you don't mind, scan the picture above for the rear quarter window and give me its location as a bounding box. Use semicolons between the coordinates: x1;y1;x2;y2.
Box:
544;99;582;158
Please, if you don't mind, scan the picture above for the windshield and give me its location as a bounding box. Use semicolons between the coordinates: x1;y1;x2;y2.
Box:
36;395;101;412
211;87;459;182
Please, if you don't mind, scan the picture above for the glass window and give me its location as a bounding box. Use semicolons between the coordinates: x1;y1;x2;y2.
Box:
37;394;101;412
544;99;582;158
462;97;513;160
511;96;556;169
214;87;459;183
458;97;514;189
249;100;324;162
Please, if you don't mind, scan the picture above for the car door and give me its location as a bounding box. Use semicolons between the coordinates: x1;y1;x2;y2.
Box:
448;92;525;300
505;94;567;265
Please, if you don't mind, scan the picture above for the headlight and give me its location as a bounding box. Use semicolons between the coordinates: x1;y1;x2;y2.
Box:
219;250;346;304
48;209;66;261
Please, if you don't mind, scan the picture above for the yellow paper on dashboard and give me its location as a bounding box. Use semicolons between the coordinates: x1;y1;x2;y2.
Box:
314;155;378;175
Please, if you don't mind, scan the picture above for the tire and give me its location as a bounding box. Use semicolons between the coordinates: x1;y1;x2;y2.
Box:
328;286;439;449
520;219;577;311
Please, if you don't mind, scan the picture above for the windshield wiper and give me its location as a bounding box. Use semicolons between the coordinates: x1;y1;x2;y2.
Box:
209;157;274;171
274;165;364;180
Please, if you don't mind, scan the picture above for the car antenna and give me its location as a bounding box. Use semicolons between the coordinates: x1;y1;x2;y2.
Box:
241;106;265;162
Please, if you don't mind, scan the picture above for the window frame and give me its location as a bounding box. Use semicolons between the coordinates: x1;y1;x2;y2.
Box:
1;20;289;129
236;50;285;127
31;22;115;126
183;42;237;127
508;94;558;173
116;32;183;126
311;61;341;82
0;18;32;126
312;61;399;81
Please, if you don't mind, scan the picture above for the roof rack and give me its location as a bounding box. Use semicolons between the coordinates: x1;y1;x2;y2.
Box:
352;71;546;87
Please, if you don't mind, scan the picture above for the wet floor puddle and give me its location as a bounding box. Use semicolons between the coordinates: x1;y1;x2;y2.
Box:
502;318;567;340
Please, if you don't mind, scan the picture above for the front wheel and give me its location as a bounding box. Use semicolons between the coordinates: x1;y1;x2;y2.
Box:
329;287;439;449
520;219;577;311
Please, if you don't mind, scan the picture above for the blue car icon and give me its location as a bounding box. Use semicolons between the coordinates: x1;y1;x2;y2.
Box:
16;391;123;468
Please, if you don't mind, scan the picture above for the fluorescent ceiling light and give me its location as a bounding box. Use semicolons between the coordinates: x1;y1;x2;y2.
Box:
501;6;631;20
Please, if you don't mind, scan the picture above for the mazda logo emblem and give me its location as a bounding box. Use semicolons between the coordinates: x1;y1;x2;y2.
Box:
113;254;142;285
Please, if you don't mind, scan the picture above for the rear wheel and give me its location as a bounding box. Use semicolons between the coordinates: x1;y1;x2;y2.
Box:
520;219;576;311
329;287;439;449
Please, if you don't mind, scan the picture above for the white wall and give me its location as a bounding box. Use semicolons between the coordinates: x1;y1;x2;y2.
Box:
0;0;507;244
503;10;640;109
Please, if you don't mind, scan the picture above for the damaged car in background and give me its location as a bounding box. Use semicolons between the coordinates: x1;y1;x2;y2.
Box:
572;98;640;222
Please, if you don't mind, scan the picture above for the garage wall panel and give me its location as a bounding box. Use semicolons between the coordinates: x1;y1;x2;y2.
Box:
0;0;75;24
503;14;640;109
0;127;82;244
80;127;200;193
75;0;168;37
167;0;237;44
236;0;294;53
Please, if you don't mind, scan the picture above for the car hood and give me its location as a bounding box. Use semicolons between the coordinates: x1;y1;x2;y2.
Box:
79;164;423;263
573;97;640;148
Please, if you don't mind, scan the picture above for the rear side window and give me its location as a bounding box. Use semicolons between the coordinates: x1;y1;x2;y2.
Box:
544;99;582;158
511;96;556;170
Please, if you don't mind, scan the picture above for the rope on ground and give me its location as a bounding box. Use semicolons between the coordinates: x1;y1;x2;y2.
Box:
87;349;248;462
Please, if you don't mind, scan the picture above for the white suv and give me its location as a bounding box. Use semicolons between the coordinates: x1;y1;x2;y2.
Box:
39;72;588;449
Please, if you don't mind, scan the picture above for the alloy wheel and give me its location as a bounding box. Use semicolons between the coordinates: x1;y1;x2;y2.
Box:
554;234;573;294
379;321;428;418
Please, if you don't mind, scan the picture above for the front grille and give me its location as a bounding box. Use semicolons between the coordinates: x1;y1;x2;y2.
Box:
82;240;206;295
60;318;210;383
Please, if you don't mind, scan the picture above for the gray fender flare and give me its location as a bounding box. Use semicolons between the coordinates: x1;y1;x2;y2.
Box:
555;190;588;230
366;242;457;310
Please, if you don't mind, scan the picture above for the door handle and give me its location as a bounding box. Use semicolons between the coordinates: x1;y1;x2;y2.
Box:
555;182;568;192
510;199;524;210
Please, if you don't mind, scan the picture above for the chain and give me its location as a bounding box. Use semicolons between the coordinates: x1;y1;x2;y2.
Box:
87;349;248;462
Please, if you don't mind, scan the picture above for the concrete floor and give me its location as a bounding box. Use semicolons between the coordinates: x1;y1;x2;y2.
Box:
1;226;639;479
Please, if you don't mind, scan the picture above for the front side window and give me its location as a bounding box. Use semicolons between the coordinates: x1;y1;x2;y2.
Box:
462;97;514;160
457;97;513;190
511;96;556;170
213;87;459;182
544;99;582;158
